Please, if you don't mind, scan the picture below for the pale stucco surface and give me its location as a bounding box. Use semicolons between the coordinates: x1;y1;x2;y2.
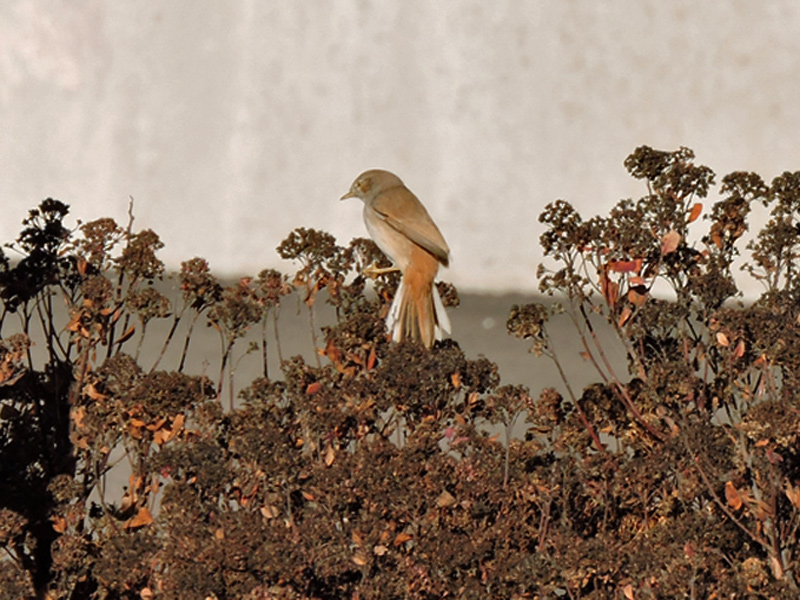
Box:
2;1;800;294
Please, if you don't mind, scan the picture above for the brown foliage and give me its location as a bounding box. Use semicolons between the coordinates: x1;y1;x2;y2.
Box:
3;147;800;599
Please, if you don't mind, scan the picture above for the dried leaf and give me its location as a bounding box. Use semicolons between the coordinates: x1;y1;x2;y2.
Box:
306;381;322;395
716;332;730;347
684;541;695;560
352;551;367;566
725;481;743;511
618;306;632;327
661;230;681;255
609;259;642;274
436;490;457;508
51;515;68;533
688;202;703;223
393;532;413;546
600;274;619;307
450;372;461;389
215;527;225;540
116;325;136;345
171;413;185;436
627;287;647;307
324;445;335;467
766;448;784;464
124;507;154;530
733;339;745;359
623;583;635;600
260;505;280;519
71;406;86;430
785;484;800;509
84;383;108;401
373;544;389;556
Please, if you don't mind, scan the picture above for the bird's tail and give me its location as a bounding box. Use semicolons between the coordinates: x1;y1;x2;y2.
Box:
387;267;450;348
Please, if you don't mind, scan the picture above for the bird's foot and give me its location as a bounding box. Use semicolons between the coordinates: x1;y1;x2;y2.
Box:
363;263;400;278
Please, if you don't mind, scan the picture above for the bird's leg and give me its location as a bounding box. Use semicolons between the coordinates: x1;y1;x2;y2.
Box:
363;263;400;278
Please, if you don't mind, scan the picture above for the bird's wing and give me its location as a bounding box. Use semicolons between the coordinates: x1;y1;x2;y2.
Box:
372;187;450;267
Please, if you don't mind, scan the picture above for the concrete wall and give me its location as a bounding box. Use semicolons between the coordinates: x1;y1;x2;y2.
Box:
3;1;800;293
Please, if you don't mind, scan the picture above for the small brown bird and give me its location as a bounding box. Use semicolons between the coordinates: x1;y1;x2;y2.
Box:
341;169;451;348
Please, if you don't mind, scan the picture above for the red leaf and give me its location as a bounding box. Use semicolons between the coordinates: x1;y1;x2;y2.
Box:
609;259;642;274
306;382;322;395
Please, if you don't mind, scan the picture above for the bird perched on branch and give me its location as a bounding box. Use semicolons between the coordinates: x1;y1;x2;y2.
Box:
341;169;451;348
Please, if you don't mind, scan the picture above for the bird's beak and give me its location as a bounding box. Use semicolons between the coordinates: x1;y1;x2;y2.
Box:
340;190;355;201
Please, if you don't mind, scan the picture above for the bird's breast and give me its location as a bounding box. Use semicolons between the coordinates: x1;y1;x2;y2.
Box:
363;205;415;271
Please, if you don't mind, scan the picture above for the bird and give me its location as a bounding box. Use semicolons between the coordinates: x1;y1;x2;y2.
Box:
341;169;451;348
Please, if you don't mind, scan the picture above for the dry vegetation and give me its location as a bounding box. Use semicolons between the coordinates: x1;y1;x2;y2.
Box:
2;147;800;598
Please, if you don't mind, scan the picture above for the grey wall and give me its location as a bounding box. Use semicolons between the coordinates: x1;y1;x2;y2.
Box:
3;1;799;294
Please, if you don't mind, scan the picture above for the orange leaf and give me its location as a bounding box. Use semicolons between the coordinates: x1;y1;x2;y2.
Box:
601;276;619;307
324;445;335;467
77;256;88;276
618;306;632;327
684;541;696;560
260;505;280;519
688;202;703;224
436;490;457;508
661;230;681;255
84;383;108;401
450;372;461;389
51;515;68;533
306;382;322;395
725;481;743;511
71;406;86;430
733;339;745;359
627;287;647;307
116;325;136;345
124;507;153;530
716;332;730;347
623;583;635;600
785;484;800;509
393;532;413;546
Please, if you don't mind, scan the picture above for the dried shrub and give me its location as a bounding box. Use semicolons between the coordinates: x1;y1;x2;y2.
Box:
3;147;800;598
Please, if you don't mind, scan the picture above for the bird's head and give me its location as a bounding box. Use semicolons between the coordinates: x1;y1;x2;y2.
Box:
341;169;404;203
